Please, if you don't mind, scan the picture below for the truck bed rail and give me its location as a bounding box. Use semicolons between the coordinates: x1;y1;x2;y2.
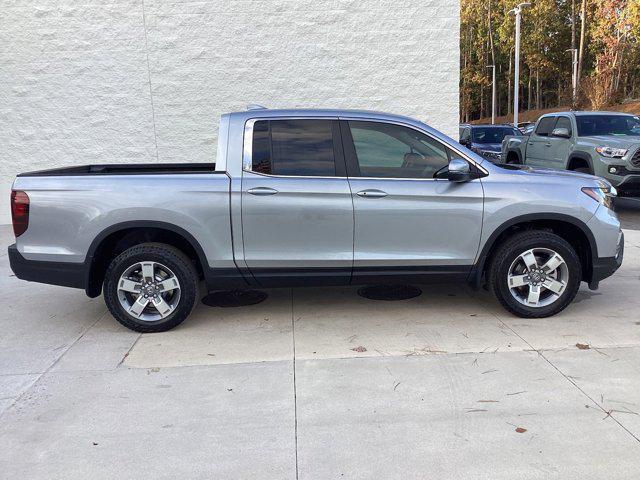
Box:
17;163;217;177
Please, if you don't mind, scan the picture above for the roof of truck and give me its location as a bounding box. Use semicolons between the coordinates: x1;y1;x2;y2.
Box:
229;107;423;123
542;110;636;117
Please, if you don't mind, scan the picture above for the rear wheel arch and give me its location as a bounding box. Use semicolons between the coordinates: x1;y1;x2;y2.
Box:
84;221;208;298
471;214;597;288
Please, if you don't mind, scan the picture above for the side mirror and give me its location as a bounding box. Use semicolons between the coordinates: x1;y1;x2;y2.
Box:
459;138;470;147
551;127;571;138
437;158;471;182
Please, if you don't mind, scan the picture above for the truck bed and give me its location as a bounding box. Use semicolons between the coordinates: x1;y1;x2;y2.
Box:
17;163;218;177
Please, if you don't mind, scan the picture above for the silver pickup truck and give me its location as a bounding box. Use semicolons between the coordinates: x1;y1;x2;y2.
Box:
9;108;624;332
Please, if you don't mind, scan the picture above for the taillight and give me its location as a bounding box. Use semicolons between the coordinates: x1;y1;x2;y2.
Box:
11;190;29;237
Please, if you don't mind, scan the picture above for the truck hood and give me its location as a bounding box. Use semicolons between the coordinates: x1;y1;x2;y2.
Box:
579;135;640;149
496;163;609;185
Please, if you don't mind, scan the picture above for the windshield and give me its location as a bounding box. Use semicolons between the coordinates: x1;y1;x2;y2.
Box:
576;115;640;137
472;127;520;143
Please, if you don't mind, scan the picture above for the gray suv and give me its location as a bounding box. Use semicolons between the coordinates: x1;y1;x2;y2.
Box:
502;111;640;196
9;108;624;332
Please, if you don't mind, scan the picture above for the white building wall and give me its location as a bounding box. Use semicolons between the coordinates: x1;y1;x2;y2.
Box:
0;0;460;224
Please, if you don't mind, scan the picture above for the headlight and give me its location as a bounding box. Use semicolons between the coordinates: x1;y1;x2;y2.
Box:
581;185;617;209
595;146;628;158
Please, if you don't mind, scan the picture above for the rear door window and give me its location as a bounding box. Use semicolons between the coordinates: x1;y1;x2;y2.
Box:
251;119;337;176
535;117;557;137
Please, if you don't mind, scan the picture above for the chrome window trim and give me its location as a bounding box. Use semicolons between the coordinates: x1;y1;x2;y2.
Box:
341;116;488;178
242;116;489;180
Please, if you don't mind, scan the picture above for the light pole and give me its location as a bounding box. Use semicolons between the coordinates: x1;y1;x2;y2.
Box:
487;65;496;124
567;48;578;107
509;2;530;128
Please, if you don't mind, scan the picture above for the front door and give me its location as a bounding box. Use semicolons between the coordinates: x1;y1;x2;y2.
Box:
340;120;484;283
547;116;573;170
241;118;354;286
525;116;557;167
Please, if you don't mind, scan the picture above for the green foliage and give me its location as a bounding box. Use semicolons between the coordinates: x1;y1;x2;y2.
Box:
461;0;640;121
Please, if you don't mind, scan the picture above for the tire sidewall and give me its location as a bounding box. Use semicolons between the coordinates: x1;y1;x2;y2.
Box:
494;235;581;317
104;245;197;332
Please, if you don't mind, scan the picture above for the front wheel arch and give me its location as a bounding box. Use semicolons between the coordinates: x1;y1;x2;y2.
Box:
567;153;594;174
470;214;597;289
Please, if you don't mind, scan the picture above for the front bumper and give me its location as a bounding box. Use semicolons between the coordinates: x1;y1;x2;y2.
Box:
589;231;624;289
614;175;640;197
8;244;87;290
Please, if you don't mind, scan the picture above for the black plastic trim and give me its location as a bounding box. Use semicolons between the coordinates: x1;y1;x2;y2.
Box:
85;221;248;296
248;265;472;288
589;232;624;288
8;244;86;290
352;265;471;285
17;163;219;177
505;148;523;164
469;213;599;289
567;152;594;173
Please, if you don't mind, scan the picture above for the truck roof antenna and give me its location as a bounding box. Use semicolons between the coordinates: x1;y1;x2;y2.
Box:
247;104;267;111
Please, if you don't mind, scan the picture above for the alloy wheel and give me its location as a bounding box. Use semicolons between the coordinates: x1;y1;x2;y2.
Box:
507;248;569;308
116;261;181;321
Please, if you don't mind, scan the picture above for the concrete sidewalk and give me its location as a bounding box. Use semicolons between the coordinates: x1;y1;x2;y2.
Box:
1;221;639;479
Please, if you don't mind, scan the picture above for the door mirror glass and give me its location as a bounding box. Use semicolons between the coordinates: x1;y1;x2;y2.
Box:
551;127;571;138
437;158;471;182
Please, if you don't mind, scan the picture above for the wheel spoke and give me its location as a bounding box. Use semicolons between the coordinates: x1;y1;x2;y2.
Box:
158;277;179;292
140;262;155;281
118;278;142;293
520;250;538;271
541;253;564;273
526;285;541;306
542;278;566;295
129;296;150;317
152;296;173;317
508;274;528;288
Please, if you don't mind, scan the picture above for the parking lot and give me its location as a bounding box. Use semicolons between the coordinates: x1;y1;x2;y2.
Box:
1;200;639;479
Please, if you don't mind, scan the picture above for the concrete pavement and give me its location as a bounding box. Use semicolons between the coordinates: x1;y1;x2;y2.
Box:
1;207;640;478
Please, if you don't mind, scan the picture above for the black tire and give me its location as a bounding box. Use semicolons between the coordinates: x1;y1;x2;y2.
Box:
573;166;592;174
103;243;198;333
487;231;582;318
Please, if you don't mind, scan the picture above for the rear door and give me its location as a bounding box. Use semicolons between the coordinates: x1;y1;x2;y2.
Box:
241;118;354;286
525;116;557;166
341;119;484;283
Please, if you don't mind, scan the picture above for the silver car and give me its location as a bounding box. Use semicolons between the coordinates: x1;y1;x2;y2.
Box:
9;108;624;332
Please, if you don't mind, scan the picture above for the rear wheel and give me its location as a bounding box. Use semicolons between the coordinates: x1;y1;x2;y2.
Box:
488;231;582;318
103;243;198;332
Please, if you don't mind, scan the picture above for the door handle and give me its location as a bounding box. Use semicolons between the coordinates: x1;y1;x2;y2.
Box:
544;142;552;147
247;187;278;196
356;189;388;198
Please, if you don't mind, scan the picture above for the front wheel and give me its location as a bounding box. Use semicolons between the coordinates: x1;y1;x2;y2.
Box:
488;231;582;318
103;243;198;332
